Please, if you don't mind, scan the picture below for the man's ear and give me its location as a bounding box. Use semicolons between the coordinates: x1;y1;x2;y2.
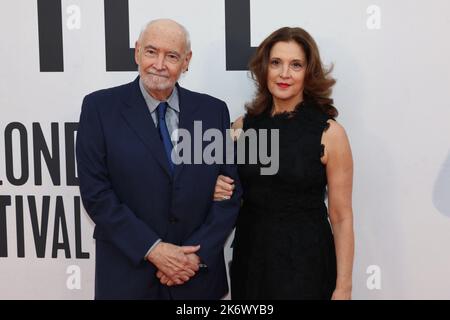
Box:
134;41;140;65
184;51;192;72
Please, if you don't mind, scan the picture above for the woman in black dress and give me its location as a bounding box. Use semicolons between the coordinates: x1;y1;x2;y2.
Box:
214;27;354;300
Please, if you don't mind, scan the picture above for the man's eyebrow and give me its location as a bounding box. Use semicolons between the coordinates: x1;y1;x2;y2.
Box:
143;45;157;50
167;50;181;57
143;45;181;57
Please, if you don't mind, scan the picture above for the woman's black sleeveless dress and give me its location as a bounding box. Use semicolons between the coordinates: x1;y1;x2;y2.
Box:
231;101;337;300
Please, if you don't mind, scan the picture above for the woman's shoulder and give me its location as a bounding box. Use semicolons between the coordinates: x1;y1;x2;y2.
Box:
322;118;349;152
325;118;345;136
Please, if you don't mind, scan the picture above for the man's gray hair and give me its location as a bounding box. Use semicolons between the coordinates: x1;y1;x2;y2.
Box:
138;19;191;53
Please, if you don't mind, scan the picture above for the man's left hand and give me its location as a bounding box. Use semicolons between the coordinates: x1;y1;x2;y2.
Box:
156;253;201;286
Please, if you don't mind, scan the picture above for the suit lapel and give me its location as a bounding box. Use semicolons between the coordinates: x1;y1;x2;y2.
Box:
173;84;200;180
120;77;172;178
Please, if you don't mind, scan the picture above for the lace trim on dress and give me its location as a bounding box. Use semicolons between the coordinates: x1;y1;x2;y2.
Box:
320;119;334;158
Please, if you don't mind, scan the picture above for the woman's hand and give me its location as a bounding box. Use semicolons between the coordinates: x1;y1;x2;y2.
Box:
213;175;235;201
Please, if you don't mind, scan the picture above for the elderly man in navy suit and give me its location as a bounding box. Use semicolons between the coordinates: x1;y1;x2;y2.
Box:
76;19;242;299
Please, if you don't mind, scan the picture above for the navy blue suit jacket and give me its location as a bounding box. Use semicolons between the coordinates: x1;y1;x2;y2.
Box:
76;77;242;299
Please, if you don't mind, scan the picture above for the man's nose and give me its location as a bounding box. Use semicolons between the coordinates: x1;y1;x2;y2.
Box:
154;54;165;70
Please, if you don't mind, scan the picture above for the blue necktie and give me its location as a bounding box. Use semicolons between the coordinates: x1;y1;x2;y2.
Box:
156;102;175;174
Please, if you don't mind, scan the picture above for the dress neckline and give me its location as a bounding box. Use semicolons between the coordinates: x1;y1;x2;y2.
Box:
268;100;307;120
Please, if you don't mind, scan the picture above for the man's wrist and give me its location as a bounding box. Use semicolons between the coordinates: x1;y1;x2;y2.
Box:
144;239;162;261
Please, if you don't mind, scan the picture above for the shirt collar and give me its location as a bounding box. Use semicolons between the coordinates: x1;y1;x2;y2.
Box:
139;78;180;113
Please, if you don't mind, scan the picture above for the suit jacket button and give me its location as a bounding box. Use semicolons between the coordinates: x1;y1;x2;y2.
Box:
169;217;179;224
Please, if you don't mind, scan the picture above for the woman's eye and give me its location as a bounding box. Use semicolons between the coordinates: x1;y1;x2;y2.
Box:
270;60;280;66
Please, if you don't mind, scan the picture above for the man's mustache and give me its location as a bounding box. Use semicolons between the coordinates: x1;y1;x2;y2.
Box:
147;71;170;79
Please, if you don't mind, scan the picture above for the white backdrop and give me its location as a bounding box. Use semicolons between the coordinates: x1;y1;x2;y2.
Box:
1;0;450;299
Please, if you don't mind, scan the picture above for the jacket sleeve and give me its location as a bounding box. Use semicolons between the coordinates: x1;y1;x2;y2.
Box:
182;101;242;267
76;94;160;266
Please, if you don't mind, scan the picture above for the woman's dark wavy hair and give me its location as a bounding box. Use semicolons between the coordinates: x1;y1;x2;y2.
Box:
245;27;338;118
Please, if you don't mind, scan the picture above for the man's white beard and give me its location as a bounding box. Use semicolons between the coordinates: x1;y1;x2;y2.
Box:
141;68;178;92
